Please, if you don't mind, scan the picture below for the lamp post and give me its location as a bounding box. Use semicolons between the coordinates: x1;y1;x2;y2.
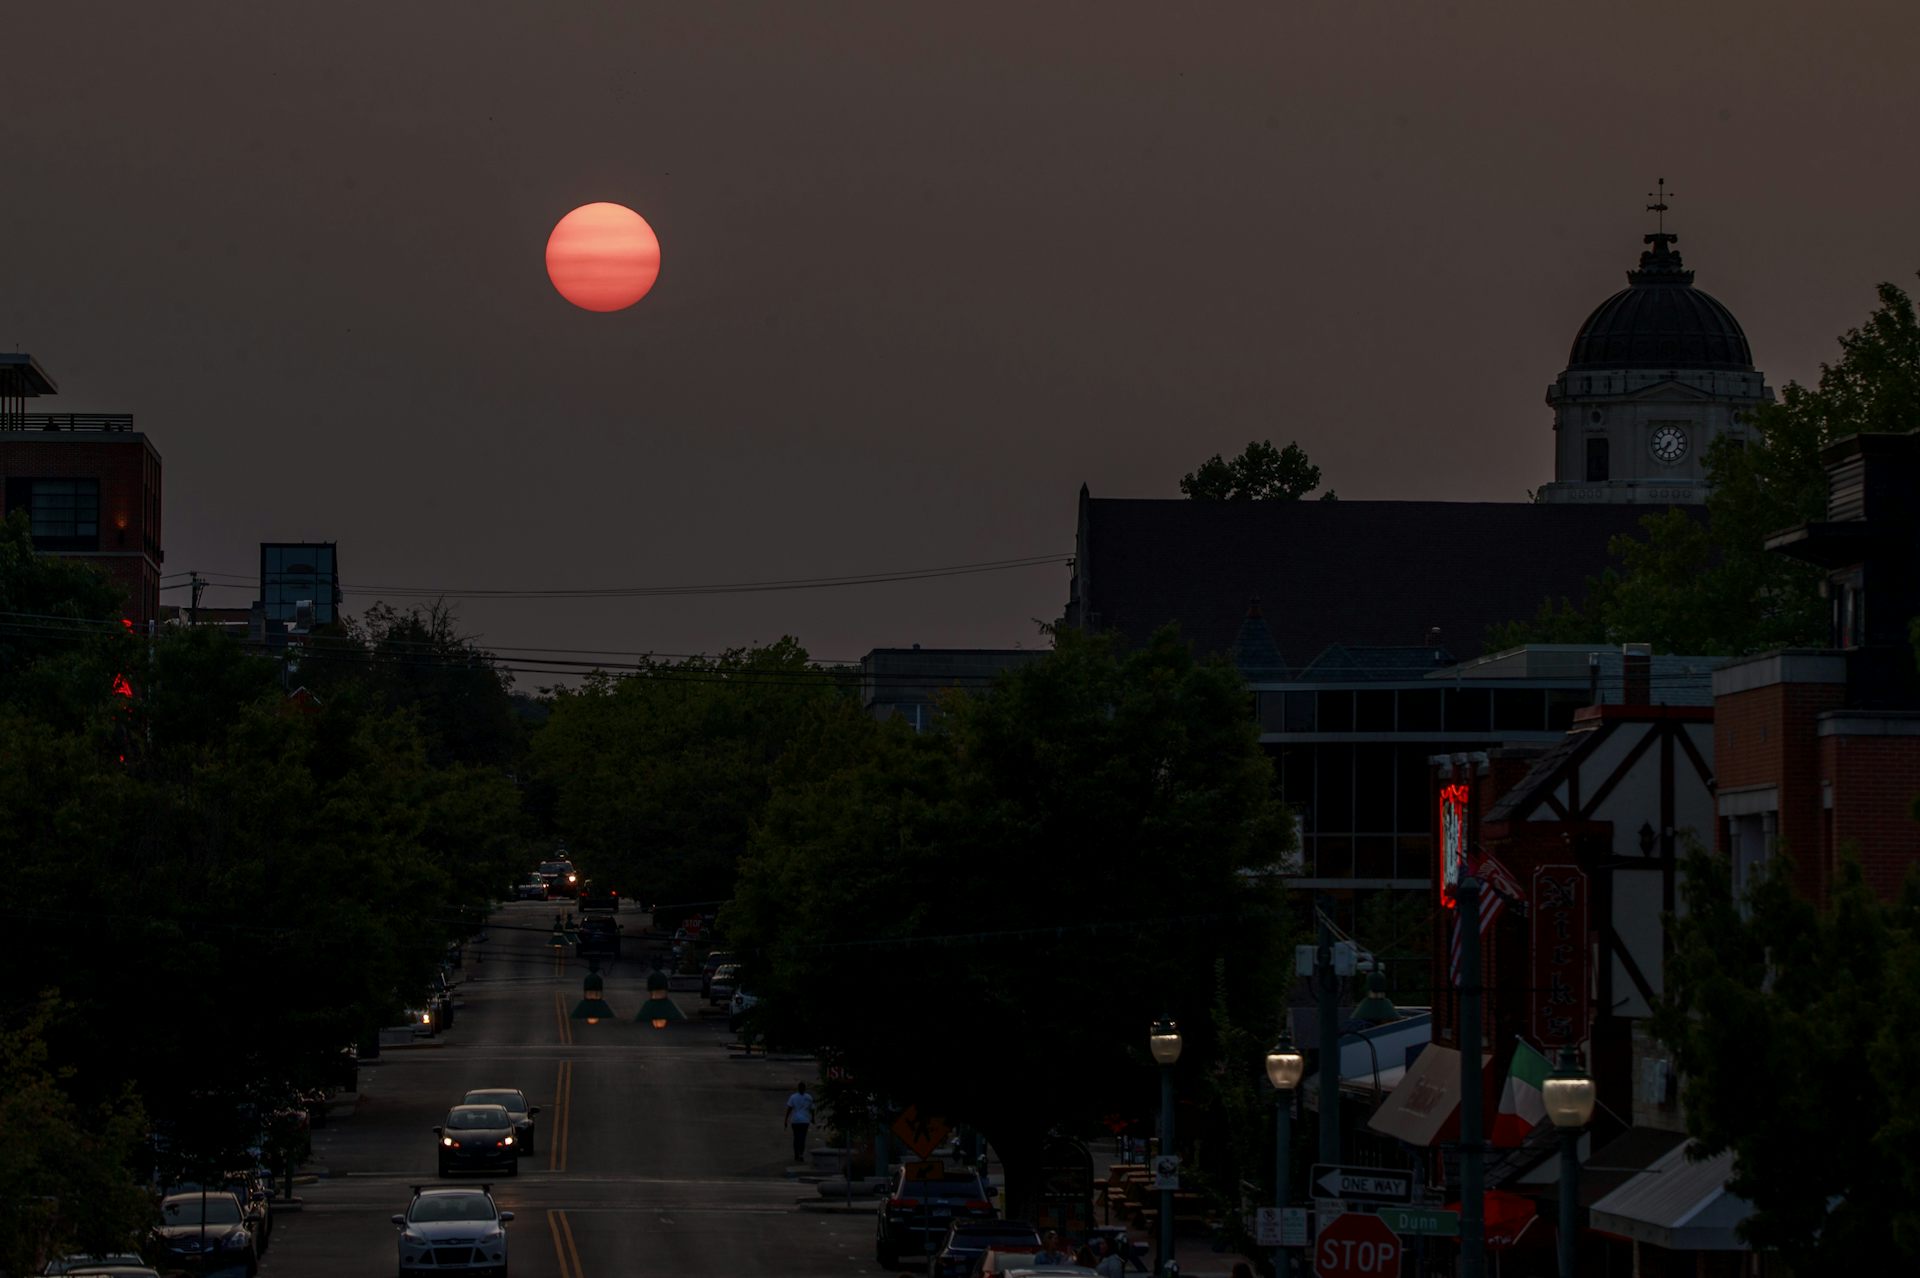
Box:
1543;1051;1597;1278
1149;1017;1183;1277
1265;1038;1305;1278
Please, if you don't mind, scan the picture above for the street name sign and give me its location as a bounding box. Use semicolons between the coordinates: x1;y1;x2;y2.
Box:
1310;1164;1413;1205
1378;1207;1457;1237
1314;1212;1401;1278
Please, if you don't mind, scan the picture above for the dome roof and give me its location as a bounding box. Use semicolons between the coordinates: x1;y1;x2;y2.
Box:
1566;233;1752;372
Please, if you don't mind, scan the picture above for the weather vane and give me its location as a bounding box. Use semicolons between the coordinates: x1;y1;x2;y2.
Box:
1646;178;1672;234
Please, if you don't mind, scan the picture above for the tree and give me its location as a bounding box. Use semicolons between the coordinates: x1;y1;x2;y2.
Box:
1495;279;1920;654
527;639;861;909
1181;439;1335;501
727;628;1297;1218
1652;843;1920;1268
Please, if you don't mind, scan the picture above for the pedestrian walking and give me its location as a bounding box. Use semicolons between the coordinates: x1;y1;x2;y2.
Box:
784;1081;814;1163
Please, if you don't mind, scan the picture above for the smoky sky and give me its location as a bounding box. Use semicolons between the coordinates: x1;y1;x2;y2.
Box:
5;2;1916;668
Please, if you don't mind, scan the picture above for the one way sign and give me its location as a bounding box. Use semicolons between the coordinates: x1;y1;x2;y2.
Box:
1311;1164;1413;1205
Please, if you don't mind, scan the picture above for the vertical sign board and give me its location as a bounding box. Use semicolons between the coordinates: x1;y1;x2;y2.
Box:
1530;865;1591;1048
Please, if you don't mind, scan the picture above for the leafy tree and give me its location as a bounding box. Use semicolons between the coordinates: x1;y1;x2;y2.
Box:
1495;279;1920;654
527;639;860;909
1181;439;1336;501
727;628;1297;1218
1652;843;1920;1268
0;1000;151;1274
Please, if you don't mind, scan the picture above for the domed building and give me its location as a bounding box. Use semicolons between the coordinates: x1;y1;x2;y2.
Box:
1536;217;1773;504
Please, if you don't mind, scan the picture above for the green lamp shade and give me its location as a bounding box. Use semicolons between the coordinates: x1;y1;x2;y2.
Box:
636;996;684;1028
1354;973;1399;1023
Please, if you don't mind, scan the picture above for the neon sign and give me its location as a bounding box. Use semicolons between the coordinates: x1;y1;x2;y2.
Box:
1439;782;1470;909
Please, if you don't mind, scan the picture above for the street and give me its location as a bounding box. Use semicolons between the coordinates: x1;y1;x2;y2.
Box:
264;901;874;1278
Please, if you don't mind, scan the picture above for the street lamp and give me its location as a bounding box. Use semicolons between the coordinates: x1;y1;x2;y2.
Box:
1543;1052;1597;1278
1149;1017;1182;1277
1265;1037;1306;1278
1353;972;1400;1024
569;959;615;1025
635;967;684;1029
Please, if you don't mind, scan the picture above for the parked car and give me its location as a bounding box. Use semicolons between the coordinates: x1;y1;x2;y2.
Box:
706;964;740;1005
728;988;759;1033
406;1005;437;1037
930;1220;1044;1278
167;1171;273;1253
41;1255;147;1275
514;874;549;901
699;951;736;998
393;1185;513;1278
150;1191;259;1276
461;1088;540;1156
434;1104;519;1176
876;1169;997;1266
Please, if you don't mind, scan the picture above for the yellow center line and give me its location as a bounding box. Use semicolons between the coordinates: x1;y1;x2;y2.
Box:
548;1059;572;1174
546;1208;580;1278
558;1207;584;1278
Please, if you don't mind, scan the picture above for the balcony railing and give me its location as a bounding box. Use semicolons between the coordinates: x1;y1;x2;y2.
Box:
0;413;135;432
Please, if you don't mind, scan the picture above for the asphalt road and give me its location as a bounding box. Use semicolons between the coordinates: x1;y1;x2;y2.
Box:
264;901;876;1278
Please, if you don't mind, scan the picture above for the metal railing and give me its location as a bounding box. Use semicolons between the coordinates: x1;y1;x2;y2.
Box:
0;413;135;432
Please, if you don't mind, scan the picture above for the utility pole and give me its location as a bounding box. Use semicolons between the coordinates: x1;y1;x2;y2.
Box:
1458;876;1486;1278
1315;894;1340;1167
189;571;206;625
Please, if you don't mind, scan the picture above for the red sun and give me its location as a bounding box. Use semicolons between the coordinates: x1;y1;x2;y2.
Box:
545;202;661;312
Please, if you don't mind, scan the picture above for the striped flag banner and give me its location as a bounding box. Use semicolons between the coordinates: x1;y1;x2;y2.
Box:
1449;873;1509;987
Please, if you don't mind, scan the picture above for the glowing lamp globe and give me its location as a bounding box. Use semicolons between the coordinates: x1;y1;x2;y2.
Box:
546;202;661;312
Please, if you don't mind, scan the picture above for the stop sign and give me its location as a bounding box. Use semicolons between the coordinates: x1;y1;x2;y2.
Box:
1314;1211;1402;1278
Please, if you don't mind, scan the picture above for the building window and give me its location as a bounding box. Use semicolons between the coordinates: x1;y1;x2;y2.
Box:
1585;437;1610;482
18;478;100;550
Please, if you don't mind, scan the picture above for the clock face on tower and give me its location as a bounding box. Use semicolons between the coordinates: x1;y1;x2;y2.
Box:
1650;424;1690;465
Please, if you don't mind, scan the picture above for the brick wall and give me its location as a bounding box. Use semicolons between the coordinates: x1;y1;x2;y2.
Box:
0;435;164;626
1715;679;1845;905
1824;731;1920;900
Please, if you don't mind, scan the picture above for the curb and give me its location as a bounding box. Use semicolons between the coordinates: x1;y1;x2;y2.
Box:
796;1199;877;1215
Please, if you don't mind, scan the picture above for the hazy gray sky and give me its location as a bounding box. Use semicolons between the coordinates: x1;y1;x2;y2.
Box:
6;2;1916;668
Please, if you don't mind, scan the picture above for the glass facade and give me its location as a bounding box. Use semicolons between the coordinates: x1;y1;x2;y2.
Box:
29;478;99;547
261;542;339;624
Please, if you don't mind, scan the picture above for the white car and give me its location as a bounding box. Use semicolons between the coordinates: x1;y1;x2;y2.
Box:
393;1186;512;1278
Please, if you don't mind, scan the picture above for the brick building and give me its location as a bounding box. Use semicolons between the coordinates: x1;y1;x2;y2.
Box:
1713;433;1920;906
0;353;163;627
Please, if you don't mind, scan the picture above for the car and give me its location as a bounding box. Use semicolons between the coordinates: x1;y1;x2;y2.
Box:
513;874;548;901
149;1191;259;1277
392;1185;513;1278
929;1220;1044;1278
728;987;759;1033
168;1172;273;1254
537;860;578;897
41;1255;147;1275
875;1169;997;1266
577;880;619;912
706;963;740;1005
700;952;736;999
434;1104;519;1176
461;1088;540;1156
576;915;621;961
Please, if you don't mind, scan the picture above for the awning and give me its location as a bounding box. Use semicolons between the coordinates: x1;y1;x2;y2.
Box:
1365;1044;1492;1147
1588;1142;1754;1251
1300;1014;1432;1110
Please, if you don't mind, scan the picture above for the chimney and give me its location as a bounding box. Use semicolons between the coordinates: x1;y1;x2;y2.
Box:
1622;643;1652;706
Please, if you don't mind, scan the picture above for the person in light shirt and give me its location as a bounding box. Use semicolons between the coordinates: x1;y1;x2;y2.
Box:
783;1081;814;1163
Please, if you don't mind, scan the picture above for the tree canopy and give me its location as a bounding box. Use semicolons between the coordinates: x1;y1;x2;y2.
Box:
1652;845;1920;1269
1181;439;1336;501
725;628;1297;1214
1494;279;1920;654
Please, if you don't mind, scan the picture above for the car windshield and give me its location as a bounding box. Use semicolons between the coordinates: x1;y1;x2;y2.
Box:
410;1195;497;1223
463;1090;525;1111
160;1197;242;1225
447;1106;509;1129
897;1178;984;1199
